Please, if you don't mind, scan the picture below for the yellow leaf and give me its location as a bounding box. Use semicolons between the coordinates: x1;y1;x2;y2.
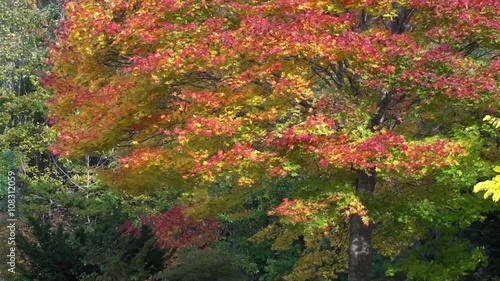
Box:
474;174;500;203
494;166;500;173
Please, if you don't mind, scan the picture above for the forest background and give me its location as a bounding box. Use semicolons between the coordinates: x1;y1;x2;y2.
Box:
0;0;499;280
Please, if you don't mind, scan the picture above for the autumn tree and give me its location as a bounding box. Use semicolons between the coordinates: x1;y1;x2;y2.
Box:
45;0;499;280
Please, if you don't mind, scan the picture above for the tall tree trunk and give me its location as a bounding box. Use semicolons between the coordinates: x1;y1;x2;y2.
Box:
348;169;376;281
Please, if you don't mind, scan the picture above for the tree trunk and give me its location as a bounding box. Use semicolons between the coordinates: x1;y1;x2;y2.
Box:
348;169;376;281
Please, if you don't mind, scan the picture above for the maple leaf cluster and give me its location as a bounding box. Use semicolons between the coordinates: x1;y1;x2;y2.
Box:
45;0;498;188
269;194;370;226
118;206;221;250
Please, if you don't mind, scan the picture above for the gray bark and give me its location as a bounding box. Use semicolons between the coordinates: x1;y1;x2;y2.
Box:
348;169;376;281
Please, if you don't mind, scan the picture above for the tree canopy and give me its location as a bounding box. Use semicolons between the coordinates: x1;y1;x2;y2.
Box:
41;0;500;280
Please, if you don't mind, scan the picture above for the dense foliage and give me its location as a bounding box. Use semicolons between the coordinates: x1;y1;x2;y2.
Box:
1;0;499;280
